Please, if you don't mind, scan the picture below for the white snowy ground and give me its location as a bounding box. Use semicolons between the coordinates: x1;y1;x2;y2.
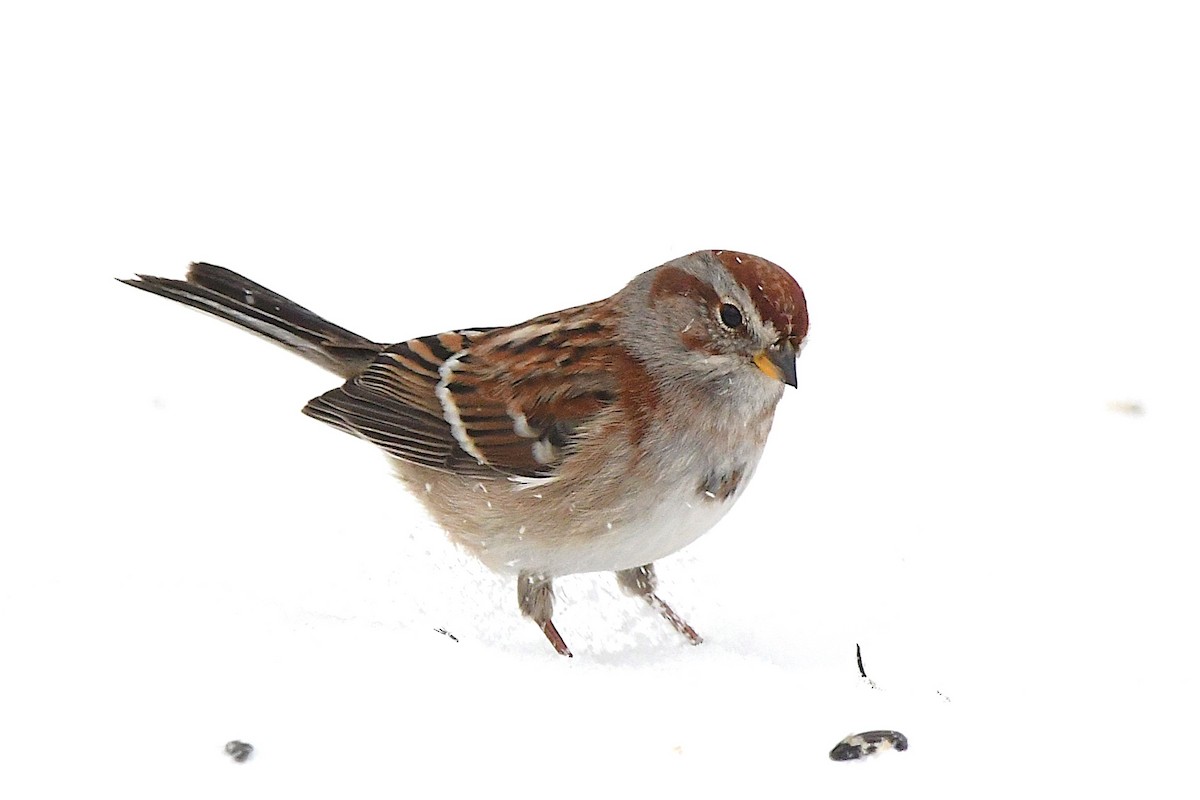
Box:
2;2;1198;797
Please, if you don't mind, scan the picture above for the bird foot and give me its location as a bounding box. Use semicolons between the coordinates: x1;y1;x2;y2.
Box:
541;619;573;657
649;594;703;645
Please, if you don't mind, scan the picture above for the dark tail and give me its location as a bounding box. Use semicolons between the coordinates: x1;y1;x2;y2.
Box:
120;263;384;379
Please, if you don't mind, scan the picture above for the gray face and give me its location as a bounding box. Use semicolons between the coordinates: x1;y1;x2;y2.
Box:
614;251;793;399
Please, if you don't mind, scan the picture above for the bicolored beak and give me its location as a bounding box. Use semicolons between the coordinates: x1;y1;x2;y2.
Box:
753;344;798;388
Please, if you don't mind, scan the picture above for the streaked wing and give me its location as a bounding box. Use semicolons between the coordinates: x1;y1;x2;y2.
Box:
304;329;493;475
302;302;621;478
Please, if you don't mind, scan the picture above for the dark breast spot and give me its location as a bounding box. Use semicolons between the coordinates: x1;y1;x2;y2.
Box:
699;466;746;502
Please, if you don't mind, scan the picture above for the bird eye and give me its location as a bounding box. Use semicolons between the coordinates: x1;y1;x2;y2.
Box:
719;303;744;328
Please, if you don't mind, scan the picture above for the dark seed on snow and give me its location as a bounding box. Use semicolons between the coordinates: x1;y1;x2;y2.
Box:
225;740;254;762
829;730;907;761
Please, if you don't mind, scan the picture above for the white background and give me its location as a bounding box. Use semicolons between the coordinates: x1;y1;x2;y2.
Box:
2;1;1198;796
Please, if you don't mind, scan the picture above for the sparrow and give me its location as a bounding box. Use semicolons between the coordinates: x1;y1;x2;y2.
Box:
121;250;808;656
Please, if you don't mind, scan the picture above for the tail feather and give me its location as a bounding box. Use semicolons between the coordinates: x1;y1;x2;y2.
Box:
120;262;384;378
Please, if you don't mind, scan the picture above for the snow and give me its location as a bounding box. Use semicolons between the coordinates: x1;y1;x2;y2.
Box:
2;2;1199;797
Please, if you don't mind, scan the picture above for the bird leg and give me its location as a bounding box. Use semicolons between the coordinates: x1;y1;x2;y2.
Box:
518;571;572;657
615;564;702;645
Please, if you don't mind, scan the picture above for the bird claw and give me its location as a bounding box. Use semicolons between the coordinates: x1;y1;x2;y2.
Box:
541;620;573;657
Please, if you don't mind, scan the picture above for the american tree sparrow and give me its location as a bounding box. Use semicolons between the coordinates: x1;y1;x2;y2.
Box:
122;250;808;656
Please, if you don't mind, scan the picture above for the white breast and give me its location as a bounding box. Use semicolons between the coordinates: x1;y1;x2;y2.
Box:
478;453;761;577
566;483;745;574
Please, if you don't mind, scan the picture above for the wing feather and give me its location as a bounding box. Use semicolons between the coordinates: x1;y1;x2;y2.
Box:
301;307;622;479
